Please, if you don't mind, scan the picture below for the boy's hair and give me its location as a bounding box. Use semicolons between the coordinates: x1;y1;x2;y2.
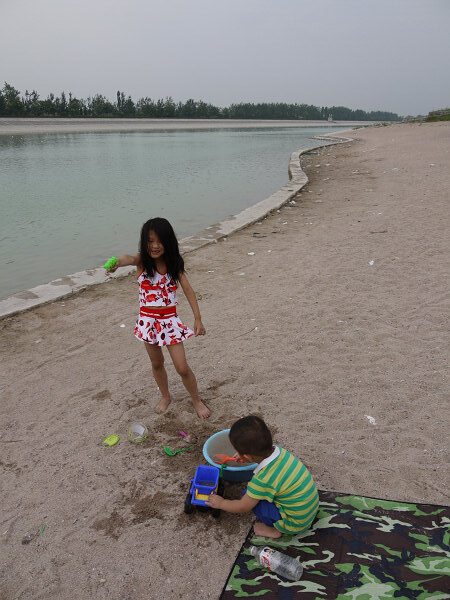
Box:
139;217;184;282
229;415;273;457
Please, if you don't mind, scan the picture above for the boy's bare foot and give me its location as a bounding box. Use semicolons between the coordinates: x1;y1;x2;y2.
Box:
155;396;171;413
253;522;282;538
193;399;210;419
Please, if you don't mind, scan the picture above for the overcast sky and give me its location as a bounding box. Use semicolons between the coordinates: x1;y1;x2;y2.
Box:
1;0;449;116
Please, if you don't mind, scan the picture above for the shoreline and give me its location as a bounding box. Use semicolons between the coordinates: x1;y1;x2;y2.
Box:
0;117;376;136
0;132;355;318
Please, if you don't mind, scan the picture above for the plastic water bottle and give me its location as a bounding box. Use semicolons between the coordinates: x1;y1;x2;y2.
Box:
249;545;303;581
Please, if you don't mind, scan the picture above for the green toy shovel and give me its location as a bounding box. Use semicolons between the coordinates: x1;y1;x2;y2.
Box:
164;445;194;456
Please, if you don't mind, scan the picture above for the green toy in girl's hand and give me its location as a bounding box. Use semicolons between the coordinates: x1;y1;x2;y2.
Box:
103;256;117;270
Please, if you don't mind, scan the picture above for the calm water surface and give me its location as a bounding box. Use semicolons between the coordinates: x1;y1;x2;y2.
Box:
0;126;350;298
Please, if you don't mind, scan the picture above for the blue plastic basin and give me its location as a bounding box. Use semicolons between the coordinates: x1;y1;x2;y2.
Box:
203;429;257;482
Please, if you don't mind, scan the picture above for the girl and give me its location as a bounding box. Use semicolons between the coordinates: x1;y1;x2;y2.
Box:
107;217;210;419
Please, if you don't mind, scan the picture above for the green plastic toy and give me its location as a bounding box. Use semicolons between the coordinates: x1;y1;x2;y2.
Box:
102;434;119;446
164;445;194;456
103;256;117;270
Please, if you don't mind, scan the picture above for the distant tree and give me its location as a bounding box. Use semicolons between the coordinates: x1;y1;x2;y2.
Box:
328;106;353;120
67;93;84;117
0;89;5;115
122;95;135;116
115;91;135;116
2;82;24;115
163;96;176;117
227;102;321;120
59;91;68;116
23;89;41;115
40;93;56;116
153;98;165;117
135;97;152;117
353;109;366;120
178;98;197;118
116;90;124;113
87;94;115;117
195;100;221;118
369;110;400;121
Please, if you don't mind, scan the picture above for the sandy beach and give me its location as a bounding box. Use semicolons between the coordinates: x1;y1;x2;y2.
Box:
1;122;449;600
0;118;370;136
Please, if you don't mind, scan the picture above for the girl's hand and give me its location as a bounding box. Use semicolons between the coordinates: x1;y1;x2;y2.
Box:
194;318;206;336
206;494;223;509
105;253;141;275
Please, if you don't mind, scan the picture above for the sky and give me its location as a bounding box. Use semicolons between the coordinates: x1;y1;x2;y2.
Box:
1;0;449;117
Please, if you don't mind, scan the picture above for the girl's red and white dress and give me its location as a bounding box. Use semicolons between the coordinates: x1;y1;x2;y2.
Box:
134;269;194;346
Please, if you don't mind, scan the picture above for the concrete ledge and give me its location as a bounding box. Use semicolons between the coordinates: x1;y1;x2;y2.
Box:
0;134;353;319
178;134;353;254
0;266;136;317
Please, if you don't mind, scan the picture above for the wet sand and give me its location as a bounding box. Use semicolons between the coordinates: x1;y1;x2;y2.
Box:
1;122;449;599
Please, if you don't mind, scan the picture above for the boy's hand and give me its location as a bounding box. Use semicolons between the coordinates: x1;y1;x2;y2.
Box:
206;493;223;509
194;318;206;336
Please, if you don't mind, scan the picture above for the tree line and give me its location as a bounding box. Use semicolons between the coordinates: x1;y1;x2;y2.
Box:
0;82;400;121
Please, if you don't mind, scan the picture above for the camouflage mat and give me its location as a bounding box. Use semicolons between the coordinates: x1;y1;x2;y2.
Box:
220;490;450;600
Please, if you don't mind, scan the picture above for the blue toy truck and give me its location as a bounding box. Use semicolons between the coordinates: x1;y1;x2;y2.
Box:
184;465;224;518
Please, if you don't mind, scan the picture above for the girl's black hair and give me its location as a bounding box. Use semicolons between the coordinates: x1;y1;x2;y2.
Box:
139;217;184;282
229;415;273;457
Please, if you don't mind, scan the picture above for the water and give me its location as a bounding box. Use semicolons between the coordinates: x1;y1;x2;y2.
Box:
0;125;350;298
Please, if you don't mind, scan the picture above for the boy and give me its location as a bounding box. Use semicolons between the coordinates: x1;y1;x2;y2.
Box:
207;415;319;538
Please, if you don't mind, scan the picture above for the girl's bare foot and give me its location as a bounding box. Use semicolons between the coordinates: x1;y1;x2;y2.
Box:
155;396;171;413
253;522;282;538
193;399;210;419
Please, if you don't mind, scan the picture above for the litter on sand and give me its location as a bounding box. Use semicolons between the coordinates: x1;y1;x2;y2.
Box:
128;423;148;443
365;415;376;425
21;525;45;545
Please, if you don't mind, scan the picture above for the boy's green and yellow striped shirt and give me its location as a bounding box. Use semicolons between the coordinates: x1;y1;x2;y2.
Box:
246;447;319;533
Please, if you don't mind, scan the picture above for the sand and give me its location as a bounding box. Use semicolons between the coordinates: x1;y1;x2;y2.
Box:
0;117;368;136
1;122;449;600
